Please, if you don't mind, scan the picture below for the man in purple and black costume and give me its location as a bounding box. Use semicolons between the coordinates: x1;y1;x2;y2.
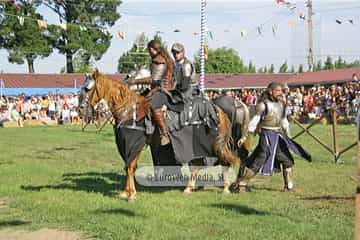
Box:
232;82;312;192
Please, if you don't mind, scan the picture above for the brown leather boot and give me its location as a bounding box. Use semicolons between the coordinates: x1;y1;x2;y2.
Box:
153;109;170;146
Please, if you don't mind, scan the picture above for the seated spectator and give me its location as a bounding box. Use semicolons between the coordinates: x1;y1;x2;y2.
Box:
70;107;80;125
39;108;54;125
0;104;10;127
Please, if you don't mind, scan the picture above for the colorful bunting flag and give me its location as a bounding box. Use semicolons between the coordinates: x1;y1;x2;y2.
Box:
117;31;125;39
37;19;47;29
17;16;24;26
208;31;213;40
59;23;67;30
299;13;306;20
272;25;277;37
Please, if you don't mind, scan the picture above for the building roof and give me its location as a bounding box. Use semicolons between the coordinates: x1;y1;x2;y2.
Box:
0;73;125;88
286;68;360;86
204;73;295;89
0;67;359;89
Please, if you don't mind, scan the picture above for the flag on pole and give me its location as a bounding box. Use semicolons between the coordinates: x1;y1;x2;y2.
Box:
204;45;208;61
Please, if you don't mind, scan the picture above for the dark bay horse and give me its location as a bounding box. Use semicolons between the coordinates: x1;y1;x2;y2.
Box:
79;70;250;201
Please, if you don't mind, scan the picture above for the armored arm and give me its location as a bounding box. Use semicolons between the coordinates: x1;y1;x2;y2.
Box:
126;76;152;85
235;100;250;147
248;102;266;133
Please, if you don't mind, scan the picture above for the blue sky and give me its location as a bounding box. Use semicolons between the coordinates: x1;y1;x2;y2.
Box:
1;0;360;73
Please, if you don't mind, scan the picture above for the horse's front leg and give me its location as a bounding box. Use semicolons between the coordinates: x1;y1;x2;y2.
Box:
126;152;142;202
222;165;231;194
184;166;200;195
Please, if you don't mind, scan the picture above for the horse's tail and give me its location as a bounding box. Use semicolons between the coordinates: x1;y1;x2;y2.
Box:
213;107;240;166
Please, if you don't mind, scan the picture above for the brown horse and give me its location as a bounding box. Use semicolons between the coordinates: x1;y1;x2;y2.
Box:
79;70;248;201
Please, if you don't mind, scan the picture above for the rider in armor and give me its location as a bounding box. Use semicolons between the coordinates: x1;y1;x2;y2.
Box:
171;43;197;101
232;82;311;193
127;40;177;146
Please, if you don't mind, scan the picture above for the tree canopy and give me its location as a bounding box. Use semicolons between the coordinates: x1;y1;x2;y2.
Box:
0;1;52;73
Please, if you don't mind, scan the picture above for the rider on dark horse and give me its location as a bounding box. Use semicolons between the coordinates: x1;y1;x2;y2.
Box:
128;40;196;146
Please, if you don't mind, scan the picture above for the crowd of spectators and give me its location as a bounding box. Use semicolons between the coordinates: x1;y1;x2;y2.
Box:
1;80;359;127
0;93;80;127
206;80;360;122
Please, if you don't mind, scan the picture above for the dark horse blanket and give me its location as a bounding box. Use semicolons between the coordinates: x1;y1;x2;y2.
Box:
113;95;221;167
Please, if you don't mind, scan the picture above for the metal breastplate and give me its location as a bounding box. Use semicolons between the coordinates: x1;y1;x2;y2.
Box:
260;101;284;129
174;59;196;91
151;62;167;82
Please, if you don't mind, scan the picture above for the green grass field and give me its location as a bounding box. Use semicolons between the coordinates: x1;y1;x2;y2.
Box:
0;124;357;240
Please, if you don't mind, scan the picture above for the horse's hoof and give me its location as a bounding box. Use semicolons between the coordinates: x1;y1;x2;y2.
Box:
282;187;295;192
118;191;128;199
230;183;249;193
183;187;193;195
230;183;240;193
223;188;231;194
128;196;137;203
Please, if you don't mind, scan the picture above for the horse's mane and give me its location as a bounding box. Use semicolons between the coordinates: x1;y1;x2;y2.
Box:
92;71;139;121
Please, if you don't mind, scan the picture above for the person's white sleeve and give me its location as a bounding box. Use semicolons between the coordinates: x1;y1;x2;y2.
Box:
248;115;261;133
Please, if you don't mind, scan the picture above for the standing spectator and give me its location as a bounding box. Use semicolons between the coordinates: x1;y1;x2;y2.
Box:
303;89;315;118
48;96;56;120
62;104;70;124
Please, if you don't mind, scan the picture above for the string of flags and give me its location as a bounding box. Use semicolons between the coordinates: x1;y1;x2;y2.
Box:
0;0;357;42
335;19;355;25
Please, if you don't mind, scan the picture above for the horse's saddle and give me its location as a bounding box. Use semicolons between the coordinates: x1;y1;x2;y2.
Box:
165;95;219;132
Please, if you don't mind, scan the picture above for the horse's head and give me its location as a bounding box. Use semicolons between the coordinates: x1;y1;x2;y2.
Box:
78;70;101;115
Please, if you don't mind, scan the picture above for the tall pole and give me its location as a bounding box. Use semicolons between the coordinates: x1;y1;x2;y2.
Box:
199;0;206;93
357;110;360;240
307;0;314;72
0;79;3;99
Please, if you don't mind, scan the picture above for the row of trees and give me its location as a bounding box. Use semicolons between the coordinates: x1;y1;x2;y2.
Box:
0;0;121;73
275;56;360;74
193;48;360;74
118;38;360;75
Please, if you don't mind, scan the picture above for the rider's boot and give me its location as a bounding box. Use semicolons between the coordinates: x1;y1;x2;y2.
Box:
153;109;170;146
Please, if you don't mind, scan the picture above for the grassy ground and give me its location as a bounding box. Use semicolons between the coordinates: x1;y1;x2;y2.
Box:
0;124;356;240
